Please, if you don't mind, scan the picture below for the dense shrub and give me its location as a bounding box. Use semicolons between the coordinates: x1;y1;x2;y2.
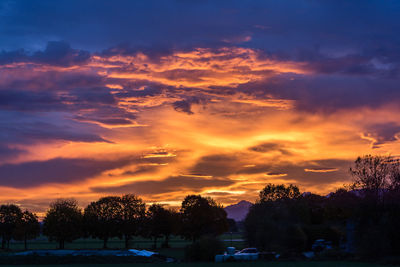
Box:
184;236;224;262
283;224;307;252
302;225;343;250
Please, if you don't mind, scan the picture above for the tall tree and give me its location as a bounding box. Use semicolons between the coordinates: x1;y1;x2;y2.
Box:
162;208;180;248
146;204;179;248
14;210;40;250
0;204;22;249
146;204;165;248
43;199;83;249
84;196;122;248
245;183;308;251
180;195;228;242
120;194;146;249
349;155;392;194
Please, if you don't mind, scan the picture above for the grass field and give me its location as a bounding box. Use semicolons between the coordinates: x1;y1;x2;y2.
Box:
10;262;387;267
6;233;245;249
3;233;247;260
1;234;388;266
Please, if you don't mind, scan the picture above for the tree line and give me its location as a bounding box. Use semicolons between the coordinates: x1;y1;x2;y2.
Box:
245;155;400;259
0;195;229;250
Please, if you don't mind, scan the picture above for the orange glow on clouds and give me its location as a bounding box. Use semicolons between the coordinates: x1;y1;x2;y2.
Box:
0;46;399;213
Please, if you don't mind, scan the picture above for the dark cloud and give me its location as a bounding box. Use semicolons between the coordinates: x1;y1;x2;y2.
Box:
158;69;210;83
0;144;24;160
234;74;400;113
190;152;352;187
117;166;159;177
0;86;116;111
0;41;90;66
0;111;111;145
32;41;90;66
0;84;139;129
84;118;133;126
14;122;111;143
0;157;135;188
283;46;400;78
0;90;61;112
91;175;234;195
100;43;174;62
363;122;400;148
14;198;58;214
265;159;352;186
172;97;204;114
116;86;162;98
0;72;105;92
172;100;194;114
0;49;28;64
266;172;286;176
191;154;242;177
69;87;116;105
248;142;292;155
236;164;272;175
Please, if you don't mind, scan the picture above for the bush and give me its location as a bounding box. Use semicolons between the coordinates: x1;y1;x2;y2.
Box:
184;236;224;262
303;225;343;250
355;223;389;259
283;224;307;252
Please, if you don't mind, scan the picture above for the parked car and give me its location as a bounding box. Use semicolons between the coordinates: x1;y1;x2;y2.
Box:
312;239;333;252
215;247;259;262
234;248;259;260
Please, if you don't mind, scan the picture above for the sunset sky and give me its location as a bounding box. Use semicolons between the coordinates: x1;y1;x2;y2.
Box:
1;0;400;214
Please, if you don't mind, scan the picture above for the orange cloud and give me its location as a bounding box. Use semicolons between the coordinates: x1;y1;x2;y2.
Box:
1;47;400;212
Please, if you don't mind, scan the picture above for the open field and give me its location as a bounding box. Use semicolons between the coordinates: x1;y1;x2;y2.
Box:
1;235;388;267
0;237;390;267
2;233;247;260
6;233;245;249
11;262;387;267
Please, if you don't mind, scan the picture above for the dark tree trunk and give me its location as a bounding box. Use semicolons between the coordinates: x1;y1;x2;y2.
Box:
153;237;157;249
24;234;27;250
164;235;170;248
7;239;10;250
124;235;130;249
103;237;108;249
1;236;5;249
59;239;65;249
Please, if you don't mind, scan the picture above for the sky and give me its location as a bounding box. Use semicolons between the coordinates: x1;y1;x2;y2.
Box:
1;0;400;214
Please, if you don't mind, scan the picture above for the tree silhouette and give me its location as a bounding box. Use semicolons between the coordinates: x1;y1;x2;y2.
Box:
43;199;83;249
259;183;301;202
350;155;392;194
146;204;165;248
146;204;179;248
162;208;180;248
0;204;22;249
120;194;146;249
14;210;40;250
84;196;122;248
180;195;228;242
245;183;309;250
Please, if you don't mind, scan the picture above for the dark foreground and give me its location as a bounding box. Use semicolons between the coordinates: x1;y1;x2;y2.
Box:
7;262;387;267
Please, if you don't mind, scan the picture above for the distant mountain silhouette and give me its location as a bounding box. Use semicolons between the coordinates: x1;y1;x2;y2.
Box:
224;200;253;221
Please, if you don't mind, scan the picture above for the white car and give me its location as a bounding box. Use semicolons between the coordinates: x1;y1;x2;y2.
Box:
215;247;259;262
234;248;259;260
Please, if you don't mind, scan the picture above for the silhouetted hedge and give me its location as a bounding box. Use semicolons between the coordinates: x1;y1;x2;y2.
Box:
184;236;224;262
